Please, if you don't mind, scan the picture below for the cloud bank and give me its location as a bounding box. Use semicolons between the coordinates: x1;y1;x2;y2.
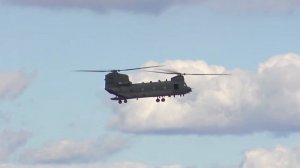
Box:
0;133;188;168
20;136;129;164
0;71;33;100
0;129;31;162
0;162;189;168
2;0;300;14
2;0;196;14
241;144;300;168
109;53;300;135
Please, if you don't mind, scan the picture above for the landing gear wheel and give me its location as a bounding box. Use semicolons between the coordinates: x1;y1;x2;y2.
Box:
118;99;122;104
124;99;128;103
161;98;165;102
156;98;160;102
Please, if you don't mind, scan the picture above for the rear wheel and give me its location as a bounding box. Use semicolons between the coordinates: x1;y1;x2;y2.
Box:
124;99;128;103
161;98;165;102
156;98;160;102
118;99;122;104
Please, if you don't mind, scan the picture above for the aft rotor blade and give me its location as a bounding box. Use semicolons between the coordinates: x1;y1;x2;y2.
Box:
75;70;111;72
143;70;179;74
156;68;180;74
182;73;231;76
121;65;164;71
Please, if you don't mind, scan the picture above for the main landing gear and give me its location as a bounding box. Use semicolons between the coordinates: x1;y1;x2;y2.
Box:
156;97;165;103
118;99;127;104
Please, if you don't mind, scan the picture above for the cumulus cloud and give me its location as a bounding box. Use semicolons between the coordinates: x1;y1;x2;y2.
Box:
20;136;130;164
0;129;31;162
241;145;300;168
0;162;189;168
109;53;300;135
0;71;33;100
1;0;300;14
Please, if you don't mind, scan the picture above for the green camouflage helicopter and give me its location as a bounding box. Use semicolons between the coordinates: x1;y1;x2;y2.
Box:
77;66;229;104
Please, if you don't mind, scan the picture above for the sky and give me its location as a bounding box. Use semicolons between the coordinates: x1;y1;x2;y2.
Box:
1;0;300;167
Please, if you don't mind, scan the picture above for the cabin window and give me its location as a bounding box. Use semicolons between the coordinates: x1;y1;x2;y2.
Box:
174;84;179;90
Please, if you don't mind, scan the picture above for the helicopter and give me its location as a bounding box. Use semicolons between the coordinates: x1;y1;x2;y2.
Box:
77;66;229;104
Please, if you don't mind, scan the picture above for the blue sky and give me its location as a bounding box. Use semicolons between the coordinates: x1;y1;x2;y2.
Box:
1;0;300;168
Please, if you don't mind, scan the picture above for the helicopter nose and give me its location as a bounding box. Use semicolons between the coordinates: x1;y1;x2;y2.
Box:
188;87;192;93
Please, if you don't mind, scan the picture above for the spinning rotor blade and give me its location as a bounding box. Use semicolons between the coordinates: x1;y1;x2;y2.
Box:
75;70;111;72
181;73;231;75
76;65;163;73
121;65;164;71
144;70;231;76
144;70;180;74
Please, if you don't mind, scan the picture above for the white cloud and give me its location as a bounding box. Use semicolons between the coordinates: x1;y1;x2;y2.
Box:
109;53;300;135
20;136;130;164
0;162;189;168
0;71;33;100
2;0;300;14
241;145;300;168
0;129;31;162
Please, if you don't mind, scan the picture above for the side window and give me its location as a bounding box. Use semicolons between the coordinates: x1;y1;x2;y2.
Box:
174;84;179;90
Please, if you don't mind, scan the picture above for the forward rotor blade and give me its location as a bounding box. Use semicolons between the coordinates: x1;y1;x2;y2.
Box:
75;65;163;73
144;70;230;76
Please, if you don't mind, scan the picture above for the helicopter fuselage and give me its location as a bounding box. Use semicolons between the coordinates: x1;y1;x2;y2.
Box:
77;65;228;103
104;72;192;103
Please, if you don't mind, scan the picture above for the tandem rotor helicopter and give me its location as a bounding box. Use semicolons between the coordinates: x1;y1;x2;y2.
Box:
77;66;229;104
